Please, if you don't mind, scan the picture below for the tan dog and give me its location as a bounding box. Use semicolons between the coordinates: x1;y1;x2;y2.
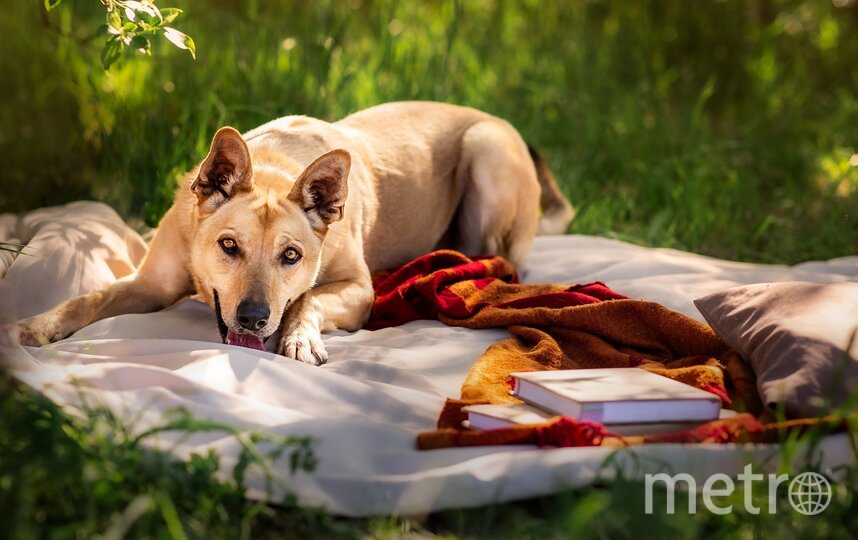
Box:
15;101;573;365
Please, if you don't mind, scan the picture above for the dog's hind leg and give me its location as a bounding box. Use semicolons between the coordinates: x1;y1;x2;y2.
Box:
454;120;540;266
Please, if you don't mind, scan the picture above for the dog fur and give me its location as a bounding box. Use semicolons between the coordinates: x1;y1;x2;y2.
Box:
15;101;574;364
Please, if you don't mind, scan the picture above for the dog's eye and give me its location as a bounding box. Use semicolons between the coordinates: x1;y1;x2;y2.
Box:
282;247;302;265
219;238;238;255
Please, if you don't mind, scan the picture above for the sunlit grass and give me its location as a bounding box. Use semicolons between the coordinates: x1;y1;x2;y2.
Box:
1;0;855;262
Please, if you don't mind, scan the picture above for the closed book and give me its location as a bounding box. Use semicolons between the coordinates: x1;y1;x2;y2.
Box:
462;402;733;435
462;403;557;430
510;368;722;424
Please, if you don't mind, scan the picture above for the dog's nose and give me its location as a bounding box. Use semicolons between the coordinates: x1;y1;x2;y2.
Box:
236;300;270;331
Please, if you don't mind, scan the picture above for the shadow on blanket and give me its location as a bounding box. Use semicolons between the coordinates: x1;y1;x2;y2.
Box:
365;250;847;450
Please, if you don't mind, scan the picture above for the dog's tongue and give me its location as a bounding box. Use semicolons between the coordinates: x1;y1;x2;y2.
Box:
226;330;265;351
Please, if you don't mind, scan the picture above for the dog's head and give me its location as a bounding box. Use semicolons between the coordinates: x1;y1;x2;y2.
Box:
188;127;350;350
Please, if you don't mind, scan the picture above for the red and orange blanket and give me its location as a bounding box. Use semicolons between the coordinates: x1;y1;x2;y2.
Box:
365;250;846;450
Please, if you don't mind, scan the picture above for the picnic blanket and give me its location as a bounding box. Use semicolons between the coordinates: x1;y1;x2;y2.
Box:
3;201;857;517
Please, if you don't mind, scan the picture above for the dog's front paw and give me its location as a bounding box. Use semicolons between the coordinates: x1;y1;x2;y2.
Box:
15;317;62;347
16;324;41;346
277;324;328;366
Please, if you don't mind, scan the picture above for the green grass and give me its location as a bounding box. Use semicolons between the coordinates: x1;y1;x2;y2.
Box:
0;370;350;540
2;0;858;537
2;0;856;262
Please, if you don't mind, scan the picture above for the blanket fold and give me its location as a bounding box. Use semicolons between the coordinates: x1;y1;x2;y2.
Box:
366;250;768;450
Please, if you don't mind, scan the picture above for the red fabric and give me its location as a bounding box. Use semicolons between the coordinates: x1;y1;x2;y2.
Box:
416;415;614;450
415;413;769;450
367;250;626;330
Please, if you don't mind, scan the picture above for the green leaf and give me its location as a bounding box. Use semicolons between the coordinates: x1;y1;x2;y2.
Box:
107;8;122;32
44;0;63;11
101;37;123;70
184;35;196;59
162;27;196;59
130;35;151;55
144;2;163;23
136;21;158;34
153;491;189;540
126;1;159;19
160;8;182;25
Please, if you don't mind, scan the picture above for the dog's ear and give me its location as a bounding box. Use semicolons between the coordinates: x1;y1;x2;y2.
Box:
288;149;350;229
190;127;253;208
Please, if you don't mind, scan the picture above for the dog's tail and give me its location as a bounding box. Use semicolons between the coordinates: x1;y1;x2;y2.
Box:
528;145;575;235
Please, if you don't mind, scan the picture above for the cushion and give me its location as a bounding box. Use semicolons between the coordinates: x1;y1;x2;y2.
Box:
0;201;147;322
695;282;858;418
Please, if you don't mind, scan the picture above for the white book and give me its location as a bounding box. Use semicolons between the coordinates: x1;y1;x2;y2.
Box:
510;368;722;424
462;403;557;430
462;402;734;435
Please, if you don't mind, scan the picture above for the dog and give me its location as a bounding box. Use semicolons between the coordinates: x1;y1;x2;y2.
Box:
15;101;574;365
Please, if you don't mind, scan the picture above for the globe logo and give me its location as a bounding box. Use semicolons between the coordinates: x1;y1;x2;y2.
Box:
788;472;832;515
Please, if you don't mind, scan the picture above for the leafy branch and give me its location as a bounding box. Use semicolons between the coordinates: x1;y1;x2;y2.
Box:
44;0;196;69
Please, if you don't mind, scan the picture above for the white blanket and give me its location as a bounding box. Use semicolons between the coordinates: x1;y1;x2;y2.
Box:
2;201;857;517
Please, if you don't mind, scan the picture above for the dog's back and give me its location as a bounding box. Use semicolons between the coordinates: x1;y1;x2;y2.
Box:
240;101;573;270
339;101;573;268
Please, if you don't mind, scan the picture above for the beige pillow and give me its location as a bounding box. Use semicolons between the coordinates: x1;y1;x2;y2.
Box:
0;201;148;322
694;281;858;418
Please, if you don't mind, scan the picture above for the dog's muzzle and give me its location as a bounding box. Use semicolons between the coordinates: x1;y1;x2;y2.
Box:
213;289;267;351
